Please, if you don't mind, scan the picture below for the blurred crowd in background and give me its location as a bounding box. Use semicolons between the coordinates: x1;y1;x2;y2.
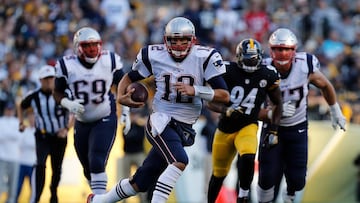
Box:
0;0;360;123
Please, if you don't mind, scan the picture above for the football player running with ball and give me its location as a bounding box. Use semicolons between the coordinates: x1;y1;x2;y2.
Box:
87;17;230;203
206;38;283;203
53;27;130;195
257;28;347;203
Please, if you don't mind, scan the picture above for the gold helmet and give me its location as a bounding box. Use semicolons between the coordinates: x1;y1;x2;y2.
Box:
236;38;263;72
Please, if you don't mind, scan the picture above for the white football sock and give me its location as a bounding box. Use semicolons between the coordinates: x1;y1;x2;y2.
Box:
90;172;107;194
257;185;274;203
151;164;182;203
283;194;295;203
239;188;249;198
93;178;136;203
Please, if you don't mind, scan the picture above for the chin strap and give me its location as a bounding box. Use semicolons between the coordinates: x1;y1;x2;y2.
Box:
84;56;99;64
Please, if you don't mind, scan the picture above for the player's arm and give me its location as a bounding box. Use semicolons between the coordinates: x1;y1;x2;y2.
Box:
309;70;346;130
258;106;270;122
206;52;230;104
207;75;230;103
260;82;283;149
118;46;152;108
195;51;229;104
206;101;227;114
111;69;125;93
205;75;239;116
110;52;126;92
309;71;336;105
17;93;33;132
267;86;282;127
54;76;84;115
175;74;229;104
17;102;26;132
53;77;67;104
117;71;146;108
206;100;244;119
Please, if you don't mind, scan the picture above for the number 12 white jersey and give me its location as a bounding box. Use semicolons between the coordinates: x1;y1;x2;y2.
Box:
133;44;226;124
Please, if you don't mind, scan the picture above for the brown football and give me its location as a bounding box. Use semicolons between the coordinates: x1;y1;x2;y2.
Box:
126;82;148;102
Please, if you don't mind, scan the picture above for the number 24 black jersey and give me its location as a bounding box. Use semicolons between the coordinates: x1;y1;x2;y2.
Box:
217;61;280;133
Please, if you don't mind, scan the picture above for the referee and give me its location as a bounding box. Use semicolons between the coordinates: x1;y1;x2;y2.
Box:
18;65;70;203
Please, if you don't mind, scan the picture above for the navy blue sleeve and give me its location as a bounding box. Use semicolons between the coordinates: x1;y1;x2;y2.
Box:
207;75;228;90
54;77;68;93
112;69;125;85
128;70;146;82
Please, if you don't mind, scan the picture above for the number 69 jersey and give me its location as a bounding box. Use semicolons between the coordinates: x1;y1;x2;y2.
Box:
218;61;280;133
132;44;226;124
55;50;123;122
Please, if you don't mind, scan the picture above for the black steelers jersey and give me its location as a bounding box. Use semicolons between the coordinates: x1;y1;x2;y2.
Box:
218;61;280;133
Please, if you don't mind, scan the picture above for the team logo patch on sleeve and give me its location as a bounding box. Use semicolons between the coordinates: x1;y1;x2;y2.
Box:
259;79;267;87
132;58;139;67
213;60;223;68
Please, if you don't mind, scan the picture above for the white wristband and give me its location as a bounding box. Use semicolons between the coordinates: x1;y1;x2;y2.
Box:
267;109;273;120
122;105;130;114
193;85;215;101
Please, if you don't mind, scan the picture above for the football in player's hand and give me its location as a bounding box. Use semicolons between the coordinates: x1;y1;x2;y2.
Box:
127;82;148;102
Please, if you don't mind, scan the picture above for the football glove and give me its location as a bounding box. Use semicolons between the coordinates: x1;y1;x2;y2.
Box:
282;101;296;117
120;106;131;135
267;101;296;119
225;106;244;119
61;98;85;116
329;103;346;131
262;126;279;149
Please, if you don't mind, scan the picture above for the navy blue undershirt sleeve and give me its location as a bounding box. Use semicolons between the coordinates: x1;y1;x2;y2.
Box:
128;70;146;82
207;75;228;90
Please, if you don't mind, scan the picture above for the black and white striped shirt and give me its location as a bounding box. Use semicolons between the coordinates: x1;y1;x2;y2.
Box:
20;89;69;135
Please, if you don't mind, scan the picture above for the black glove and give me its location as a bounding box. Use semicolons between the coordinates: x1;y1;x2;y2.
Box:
262;125;279;149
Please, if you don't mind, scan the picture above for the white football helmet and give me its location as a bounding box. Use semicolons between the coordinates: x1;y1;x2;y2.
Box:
268;28;297;69
164;17;196;60
73;27;102;64
236;38;263;73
